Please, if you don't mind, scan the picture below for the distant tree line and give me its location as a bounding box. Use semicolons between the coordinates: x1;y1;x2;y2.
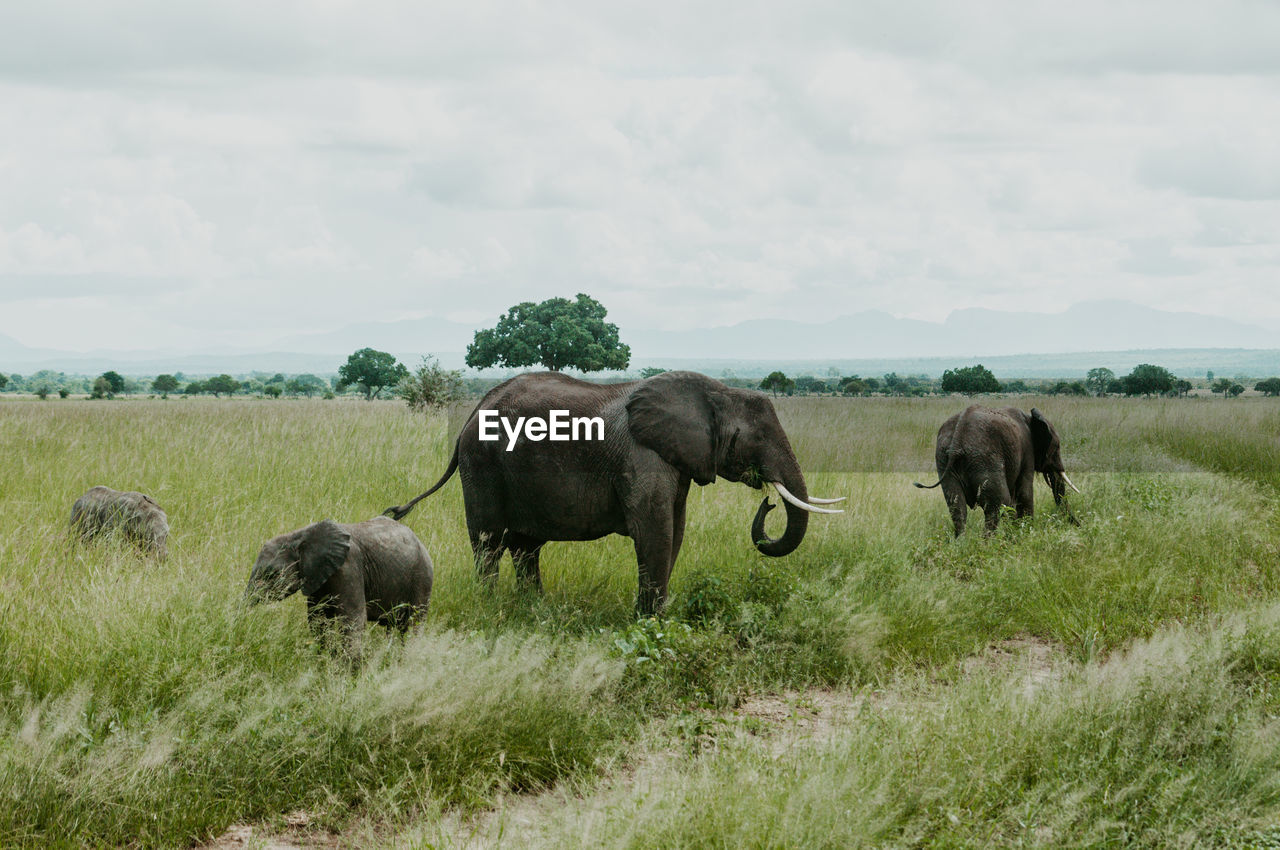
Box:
745;362;1279;399
0;369;339;399
6;357;1280;403
10;293;1280;404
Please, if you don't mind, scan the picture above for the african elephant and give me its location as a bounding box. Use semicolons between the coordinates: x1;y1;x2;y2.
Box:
245;517;433;662
915;405;1080;536
384;370;843;615
70;485;169;558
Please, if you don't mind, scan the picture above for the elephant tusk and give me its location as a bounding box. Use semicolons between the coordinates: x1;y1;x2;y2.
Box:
1062;473;1081;494
805;496;847;504
773;482;844;514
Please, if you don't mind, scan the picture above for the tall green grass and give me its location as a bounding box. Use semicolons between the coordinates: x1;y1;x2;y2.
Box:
521;608;1280;849
2;395;1279;846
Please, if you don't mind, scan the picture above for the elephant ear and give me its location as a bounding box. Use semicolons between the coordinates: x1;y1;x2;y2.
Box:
626;372;725;485
1029;408;1054;471
299;520;352;597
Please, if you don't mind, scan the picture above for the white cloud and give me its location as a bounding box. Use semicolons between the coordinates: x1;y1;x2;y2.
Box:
2;0;1280;351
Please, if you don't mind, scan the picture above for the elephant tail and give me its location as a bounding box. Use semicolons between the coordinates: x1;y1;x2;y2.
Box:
383;441;460;521
913;452;961;490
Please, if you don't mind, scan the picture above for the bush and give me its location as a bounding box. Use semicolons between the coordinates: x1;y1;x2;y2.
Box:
941;364;1000;395
398;356;465;413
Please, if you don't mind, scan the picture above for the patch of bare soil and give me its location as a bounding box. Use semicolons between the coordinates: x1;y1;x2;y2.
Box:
734;688;865;757
960;635;1060;697
202;640;1067;848
202;811;344;850
430;730;685;849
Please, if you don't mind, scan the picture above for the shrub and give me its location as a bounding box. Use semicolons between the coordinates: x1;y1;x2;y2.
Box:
398;356;465;413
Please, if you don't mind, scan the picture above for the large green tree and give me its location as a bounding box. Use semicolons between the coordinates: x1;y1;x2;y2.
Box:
151;374;180;398
1120;364;1175;397
0;373;7;391
205;374;240;397
100;370;126;395
338;348;408;400
1086;367;1115;397
940;364;1001;395
1255;377;1280;397
466;293;630;373
759;371;794;396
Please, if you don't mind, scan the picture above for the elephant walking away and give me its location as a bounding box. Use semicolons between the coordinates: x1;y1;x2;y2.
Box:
245;517;433;663
70;485;169;558
385;370;844;616
915;405;1080;537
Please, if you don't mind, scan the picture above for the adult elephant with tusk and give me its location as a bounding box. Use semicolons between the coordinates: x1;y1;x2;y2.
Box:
915;405;1080;537
385;370;843;615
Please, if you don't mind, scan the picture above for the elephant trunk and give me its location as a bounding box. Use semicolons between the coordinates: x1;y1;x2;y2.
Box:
1044;470;1066;506
1043;471;1081;526
752;461;810;558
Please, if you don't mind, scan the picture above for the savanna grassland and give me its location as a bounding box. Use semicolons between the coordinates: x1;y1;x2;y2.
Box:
4;395;1280;848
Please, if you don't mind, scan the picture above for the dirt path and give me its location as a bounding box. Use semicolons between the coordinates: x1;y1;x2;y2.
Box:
202;636;1063;849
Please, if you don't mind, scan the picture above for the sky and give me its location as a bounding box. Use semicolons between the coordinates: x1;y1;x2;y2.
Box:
1;0;1279;352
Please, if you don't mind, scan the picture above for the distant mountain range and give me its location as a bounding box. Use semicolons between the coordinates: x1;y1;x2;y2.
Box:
264;299;1280;360
2;300;1277;378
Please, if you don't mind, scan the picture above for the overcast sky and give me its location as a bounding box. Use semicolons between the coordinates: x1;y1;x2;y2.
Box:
2;1;1278;352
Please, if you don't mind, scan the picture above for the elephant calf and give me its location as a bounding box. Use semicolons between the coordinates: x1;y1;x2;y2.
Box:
245;517;433;663
916;405;1080;536
70;485;169;558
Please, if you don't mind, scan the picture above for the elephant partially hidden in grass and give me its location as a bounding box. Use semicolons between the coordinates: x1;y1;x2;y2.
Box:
70;485;169;558
915;405;1080;536
245;517;433;663
384;370;844;616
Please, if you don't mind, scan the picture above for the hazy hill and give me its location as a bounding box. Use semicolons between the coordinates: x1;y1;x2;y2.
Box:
1;301;1276;378
625;301;1277;360
259;299;1280;361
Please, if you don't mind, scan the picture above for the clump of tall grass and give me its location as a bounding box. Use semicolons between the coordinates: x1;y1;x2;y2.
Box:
528;608;1280;849
5;394;1280;846
0;620;627;846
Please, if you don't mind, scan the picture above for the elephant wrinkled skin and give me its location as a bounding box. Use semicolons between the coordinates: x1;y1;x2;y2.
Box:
916;405;1079;536
385;370;842;615
70;485;169;558
245;516;433;663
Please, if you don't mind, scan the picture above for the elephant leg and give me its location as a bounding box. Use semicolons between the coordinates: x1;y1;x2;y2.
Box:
463;484;508;589
979;479;1012;536
306;596;340;641
507;532;545;592
470;531;506;588
941;478;967;537
670;484;689;568
338;590;368;670
632;511;675;617
1015;476;1035;519
386;603;416;634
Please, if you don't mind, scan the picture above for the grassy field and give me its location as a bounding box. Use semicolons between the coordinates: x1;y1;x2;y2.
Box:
3;395;1280;847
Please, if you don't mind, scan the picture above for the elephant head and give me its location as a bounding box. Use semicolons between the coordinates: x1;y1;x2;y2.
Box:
626;371;842;557
245;519;353;603
1029;408;1079;508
